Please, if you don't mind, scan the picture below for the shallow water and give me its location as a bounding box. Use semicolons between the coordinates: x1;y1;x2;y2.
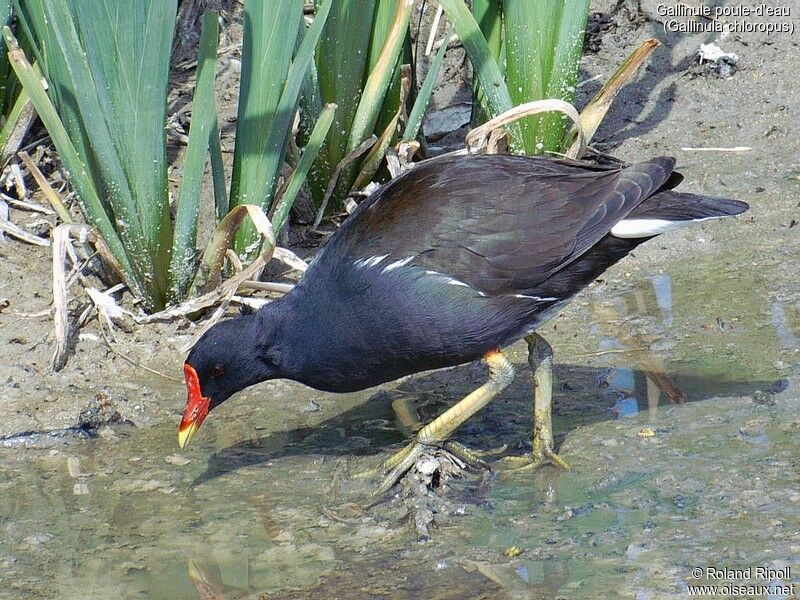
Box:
2;216;799;598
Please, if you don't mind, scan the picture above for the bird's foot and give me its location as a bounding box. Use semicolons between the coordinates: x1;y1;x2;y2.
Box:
355;440;426;491
358;439;505;497
498;447;569;472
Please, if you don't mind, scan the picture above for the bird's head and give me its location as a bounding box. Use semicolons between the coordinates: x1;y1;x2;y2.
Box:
178;312;278;448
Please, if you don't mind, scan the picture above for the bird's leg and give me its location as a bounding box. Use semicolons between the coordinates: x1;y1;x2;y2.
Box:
390;395;507;467
500;333;569;472
391;396;423;436
362;350;515;494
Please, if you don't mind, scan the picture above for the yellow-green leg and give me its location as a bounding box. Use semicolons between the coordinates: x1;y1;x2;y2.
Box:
500;333;569;471
367;349;515;494
391;396;423;436
389;395;507;469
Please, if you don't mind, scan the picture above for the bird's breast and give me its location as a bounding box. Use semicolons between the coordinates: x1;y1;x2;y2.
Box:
276;257;557;392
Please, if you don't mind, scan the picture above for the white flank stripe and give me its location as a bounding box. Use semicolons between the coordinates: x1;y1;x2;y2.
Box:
422;269;482;293
382;256;415;273
446;278;471;287
610;216;720;239
354;254;389;269
514;293;558;301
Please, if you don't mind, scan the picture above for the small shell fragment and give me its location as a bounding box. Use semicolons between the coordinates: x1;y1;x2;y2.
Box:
416;456;440;476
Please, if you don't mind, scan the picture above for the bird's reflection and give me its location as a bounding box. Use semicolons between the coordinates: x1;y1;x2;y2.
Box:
771;300;798;350
187;559;228;600
590;273;686;421
185;557;254;600
650;274;674;328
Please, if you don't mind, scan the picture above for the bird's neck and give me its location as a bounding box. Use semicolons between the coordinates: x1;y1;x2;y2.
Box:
254;293;304;378
256;286;348;390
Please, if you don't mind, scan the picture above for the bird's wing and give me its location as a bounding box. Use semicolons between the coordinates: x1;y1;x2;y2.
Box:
320;153;675;296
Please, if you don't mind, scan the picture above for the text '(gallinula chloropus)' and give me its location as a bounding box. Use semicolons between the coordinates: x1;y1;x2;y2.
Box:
178;153;748;490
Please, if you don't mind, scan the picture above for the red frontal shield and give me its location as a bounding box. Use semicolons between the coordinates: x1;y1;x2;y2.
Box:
178;364;210;448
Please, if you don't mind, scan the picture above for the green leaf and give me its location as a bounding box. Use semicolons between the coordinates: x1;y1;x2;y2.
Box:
353;103;400;190
329;0;414;202
18;2;149;280
472;0;502;61
0;0;18;116
170;10;220;301
346;0;414;154
504;0;590;153
2;25;138;293
14;0;178;310
209;116;227;223
231;0;332;255
437;0;520;148
403;25;453;141
470;0;502;125
271;102;336;234
367;0;405;137
0;83;32;162
74;0;175;251
305;0;378;210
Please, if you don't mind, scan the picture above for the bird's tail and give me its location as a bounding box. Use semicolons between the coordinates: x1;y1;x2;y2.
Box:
610;190;749;239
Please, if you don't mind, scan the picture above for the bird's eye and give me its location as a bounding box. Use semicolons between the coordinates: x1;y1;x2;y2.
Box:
212;365;225;377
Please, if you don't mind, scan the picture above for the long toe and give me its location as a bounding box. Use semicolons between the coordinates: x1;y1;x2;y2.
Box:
374;441;429;496
360;439;501;499
498;448;570;472
355;440;418;481
442;441;508;471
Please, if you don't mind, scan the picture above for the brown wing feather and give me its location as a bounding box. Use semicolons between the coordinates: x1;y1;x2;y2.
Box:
322;153;674;296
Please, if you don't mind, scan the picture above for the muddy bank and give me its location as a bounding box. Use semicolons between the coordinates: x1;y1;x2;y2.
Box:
2;0;798;440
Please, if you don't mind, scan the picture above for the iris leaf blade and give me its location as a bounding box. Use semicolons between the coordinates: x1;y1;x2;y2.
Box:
170;10;220;300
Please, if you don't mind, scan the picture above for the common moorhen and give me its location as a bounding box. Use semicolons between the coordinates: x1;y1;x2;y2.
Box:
178;153;748;488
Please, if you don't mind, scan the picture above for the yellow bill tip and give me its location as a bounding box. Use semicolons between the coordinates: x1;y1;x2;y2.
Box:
178;422;198;449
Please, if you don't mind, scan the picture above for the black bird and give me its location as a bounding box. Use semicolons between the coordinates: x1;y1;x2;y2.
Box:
178;153;748;488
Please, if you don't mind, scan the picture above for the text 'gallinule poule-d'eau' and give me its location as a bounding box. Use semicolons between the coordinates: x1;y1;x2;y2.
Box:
178;153;748;491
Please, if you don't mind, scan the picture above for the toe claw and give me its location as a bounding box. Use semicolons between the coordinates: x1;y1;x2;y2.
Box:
360;440;431;497
374;444;426;496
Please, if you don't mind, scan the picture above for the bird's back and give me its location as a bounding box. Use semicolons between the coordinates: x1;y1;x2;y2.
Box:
317;153;675;296
274;154;746;392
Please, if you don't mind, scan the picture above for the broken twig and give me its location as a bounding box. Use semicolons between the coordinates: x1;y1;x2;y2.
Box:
18;150;72;223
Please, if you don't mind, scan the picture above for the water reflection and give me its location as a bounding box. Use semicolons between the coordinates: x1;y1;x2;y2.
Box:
586;266;799;422
589;274;688;422
611;397;638;418
771;300;798;350
650;274;674;328
187;560;235;600
471;559;572;599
